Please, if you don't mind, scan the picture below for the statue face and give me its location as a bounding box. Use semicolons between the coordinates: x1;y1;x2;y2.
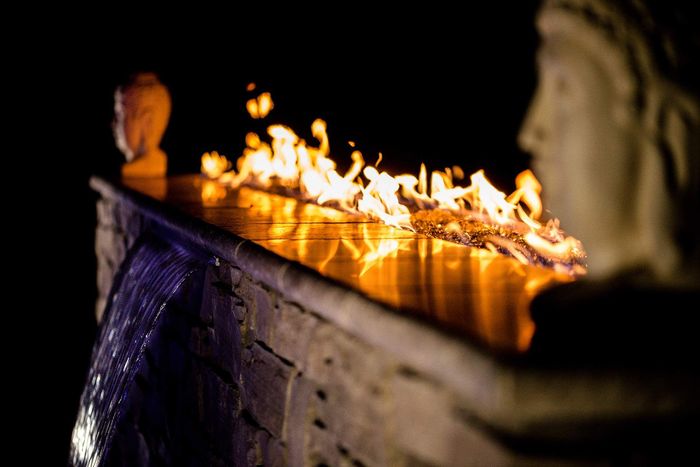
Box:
113;89;151;162
519;10;644;278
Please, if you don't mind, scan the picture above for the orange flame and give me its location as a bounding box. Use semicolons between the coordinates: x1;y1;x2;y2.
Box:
246;92;274;119
201;151;231;179
202;93;586;274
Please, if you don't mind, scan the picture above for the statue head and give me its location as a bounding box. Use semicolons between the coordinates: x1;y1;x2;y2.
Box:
519;0;700;284
113;72;171;177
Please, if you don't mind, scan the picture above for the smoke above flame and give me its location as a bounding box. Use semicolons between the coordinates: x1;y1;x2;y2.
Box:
201;91;586;274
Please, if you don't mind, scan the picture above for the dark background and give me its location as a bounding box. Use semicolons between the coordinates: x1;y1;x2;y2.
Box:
36;4;540;463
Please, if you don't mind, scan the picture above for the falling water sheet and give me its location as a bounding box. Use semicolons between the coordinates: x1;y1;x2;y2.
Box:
71;235;203;467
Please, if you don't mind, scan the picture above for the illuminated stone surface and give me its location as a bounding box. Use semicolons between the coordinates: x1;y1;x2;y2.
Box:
79;175;699;466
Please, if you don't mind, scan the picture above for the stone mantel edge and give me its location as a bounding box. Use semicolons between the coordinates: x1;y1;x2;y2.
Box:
90;175;695;442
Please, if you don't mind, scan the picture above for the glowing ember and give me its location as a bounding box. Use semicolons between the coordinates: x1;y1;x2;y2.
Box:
202;93;586;274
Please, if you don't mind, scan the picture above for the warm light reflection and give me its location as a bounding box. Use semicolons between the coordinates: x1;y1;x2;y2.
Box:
201;180;227;205
342;226;413;276
257;224;568;353
202;92;586;274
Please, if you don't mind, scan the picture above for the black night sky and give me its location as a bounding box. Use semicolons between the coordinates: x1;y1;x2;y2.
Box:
34;4;541;463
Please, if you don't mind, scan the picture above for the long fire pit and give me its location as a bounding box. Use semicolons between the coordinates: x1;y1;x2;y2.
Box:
75;174;698;466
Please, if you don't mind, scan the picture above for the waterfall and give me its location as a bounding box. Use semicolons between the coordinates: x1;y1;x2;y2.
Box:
71;236;203;467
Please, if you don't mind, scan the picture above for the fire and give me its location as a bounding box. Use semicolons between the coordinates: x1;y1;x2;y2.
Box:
201;92;586;274
246;92;274;119
201;151;230;179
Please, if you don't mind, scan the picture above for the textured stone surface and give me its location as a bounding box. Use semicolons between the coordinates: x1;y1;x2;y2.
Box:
304;322;395;467
269;301;319;369
233;274;258;346
94;198;147;321
285;374;315;465
90;182;700;466
391;371;512;466
250;281;277;343
240;343;295;439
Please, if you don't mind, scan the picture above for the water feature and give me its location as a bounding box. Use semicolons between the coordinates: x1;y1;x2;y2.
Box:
71;235;204;467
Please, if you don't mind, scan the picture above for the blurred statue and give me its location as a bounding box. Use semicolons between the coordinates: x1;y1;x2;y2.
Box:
519;0;700;285
113;72;171;178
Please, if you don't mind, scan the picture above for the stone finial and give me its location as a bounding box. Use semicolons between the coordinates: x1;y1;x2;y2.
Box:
113;72;171;178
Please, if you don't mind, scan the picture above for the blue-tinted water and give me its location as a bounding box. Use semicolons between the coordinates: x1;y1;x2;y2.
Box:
71;236;202;467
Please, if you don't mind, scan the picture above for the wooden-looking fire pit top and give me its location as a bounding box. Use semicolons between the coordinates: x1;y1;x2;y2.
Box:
109;174;570;355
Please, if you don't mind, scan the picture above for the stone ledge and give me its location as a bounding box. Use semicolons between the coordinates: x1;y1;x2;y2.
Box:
91;175;700;463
